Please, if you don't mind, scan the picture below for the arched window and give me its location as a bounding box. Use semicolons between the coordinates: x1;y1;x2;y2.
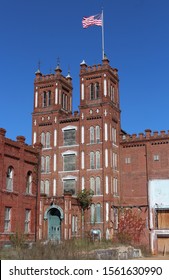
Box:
48;91;51;106
45;180;50;195
46;132;50;148
90;152;95;169
90;83;94;100
90;126;94;144
40;180;44;193
6;166;13;191
90;204;95;224
96;151;100;169
41;156;45;173
96;126;100;143
95;82;99;99
26;171;32;194
90;177;95;193
96;177;101;195
41;132;45;147
43;91;47;107
46;156;50;173
96;203;101;223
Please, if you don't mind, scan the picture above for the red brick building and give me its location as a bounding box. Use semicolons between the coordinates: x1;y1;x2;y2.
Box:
0;128;41;245
32;57;169;253
1;57;169;253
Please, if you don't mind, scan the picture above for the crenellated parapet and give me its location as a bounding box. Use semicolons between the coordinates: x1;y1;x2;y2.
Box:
80;58;118;77
121;129;169;143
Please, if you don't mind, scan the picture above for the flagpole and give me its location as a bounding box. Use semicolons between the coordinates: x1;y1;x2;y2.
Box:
102;9;105;60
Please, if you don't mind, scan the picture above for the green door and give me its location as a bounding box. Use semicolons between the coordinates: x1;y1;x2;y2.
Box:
48;208;61;241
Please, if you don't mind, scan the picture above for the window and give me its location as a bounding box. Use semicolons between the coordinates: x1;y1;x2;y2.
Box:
96;177;101;195
42;91;51;107
62;93;68;110
40;180;50;195
110;85;115;101
6;166;13;191
41;132;45;147
64;129;76;146
112;127;117;144
125;157;131;164
91;204;95;224
96;126;100;143
96;203;101;223
113;178;118;196
90;203;101;224
90;126;95;144
90;177;101;195
90;152;95;169
25;209;31;233
63;179;76;195
41;132;51;148
72;215;78;234
90;83;94;100
4;207;11;232
154;155;159;161
63;154;76;171
96;151;100;169
41;156;45;173
26;171;32;194
46;132;50;148
95;82;99;99
46;156;50;173
112;153;117;170
90;177;95;193
90;82;100;100
43;92;47;107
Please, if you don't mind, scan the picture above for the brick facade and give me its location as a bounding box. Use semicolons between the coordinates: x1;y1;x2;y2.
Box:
1;57;169;253
0;128;41;245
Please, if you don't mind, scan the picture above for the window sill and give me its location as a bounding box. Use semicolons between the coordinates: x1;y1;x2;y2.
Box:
1;189;19;196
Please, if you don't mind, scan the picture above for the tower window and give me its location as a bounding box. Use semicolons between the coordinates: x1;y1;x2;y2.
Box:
90;82;100;100
42;91;52;107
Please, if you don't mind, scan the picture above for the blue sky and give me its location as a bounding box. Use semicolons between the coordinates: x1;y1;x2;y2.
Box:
1;0;169;144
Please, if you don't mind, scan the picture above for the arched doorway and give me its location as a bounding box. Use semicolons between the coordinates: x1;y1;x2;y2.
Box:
44;205;64;241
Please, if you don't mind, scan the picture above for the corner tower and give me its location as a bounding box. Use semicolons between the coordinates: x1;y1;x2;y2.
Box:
79;57;121;238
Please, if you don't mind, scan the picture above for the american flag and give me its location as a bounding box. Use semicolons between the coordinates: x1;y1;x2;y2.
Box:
82;13;102;28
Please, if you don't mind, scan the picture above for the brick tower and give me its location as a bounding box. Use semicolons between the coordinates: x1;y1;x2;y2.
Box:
32;57;121;241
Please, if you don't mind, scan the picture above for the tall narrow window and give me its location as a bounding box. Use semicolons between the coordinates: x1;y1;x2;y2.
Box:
96;177;101;195
112;127;117;144
26;171;32;194
46;156;50;173
46;132;50;148
90;177;95;193
90;152;95;169
43;92;47;107
4;207;11;232
90;83;94;100
41;132;45;147
25;209;31;233
6;166;13;191
41;156;45;173
96;126;100;143
95;82;99;99
96;203;101;223
96;151;100;169
45;180;50;195
48;91;51;106
90;126;95;144
40;180;44;194
90;204;95;224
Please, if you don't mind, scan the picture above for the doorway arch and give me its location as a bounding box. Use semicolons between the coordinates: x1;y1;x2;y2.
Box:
44;205;64;241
